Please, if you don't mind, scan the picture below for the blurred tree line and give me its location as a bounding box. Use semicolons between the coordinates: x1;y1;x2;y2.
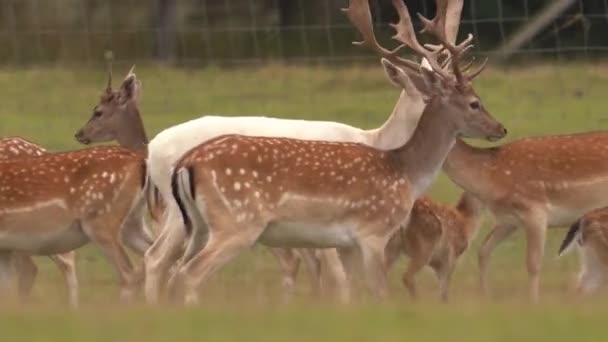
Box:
0;0;604;65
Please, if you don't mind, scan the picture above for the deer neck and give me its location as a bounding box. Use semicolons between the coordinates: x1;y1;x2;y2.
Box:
116;104;148;153
443;139;495;199
390;99;458;199
369;90;425;149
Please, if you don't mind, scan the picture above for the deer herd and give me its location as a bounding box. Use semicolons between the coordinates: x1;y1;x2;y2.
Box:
0;0;606;307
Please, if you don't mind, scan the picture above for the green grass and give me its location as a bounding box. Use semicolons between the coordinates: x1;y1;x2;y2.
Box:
1;62;608;341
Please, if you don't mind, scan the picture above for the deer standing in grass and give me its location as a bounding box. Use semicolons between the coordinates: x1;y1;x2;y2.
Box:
403;0;608;301
0;73;155;303
75;66;156;248
558;208;608;296
345;0;608;302
0;145;148;302
384;193;484;302
166;0;506;304
0;137;78;306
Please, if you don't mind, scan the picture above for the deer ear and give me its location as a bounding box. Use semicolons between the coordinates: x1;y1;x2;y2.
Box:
118;70;139;104
381;58;410;89
419;67;447;98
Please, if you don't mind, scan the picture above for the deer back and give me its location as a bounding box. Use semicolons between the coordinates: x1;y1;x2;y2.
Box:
0;137;46;160
177;134;413;225
0;146;145;218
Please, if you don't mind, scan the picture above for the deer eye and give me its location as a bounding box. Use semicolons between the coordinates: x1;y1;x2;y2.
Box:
93;110;103;118
469;100;481;110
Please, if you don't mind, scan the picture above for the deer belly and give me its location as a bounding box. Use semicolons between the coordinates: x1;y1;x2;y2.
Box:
258;221;356;248
0;201;88;254
0;221;87;254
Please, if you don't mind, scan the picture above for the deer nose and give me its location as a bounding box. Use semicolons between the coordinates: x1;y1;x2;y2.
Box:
74;130;90;144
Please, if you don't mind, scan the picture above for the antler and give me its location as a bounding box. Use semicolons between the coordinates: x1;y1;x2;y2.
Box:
422;0;487;82
389;0;455;80
413;0;474;84
342;0;420;71
127;64;136;77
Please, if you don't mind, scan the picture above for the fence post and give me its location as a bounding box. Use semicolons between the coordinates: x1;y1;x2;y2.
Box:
153;0;177;62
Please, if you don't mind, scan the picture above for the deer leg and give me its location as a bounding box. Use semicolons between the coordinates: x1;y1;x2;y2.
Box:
317;249;350;303
49;252;78;308
296;249;321;297
359;235;390;300
268;247;301;301
13;253;37;302
522;213;547;303
0;251;16;300
338;245;363;296
121;214;155;256
83;219;137;302
174;229;262;306
575;247;604;296
144;208;186;304
478;223;517;296
434;254;455;303
384;231;403;273
401;252;432;300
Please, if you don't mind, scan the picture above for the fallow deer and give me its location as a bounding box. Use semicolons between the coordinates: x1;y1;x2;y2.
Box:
558;207;608;296
0;145;148;302
166;0;506;304
384;193;484;302
0;136;78;306
75;65;155;253
397;0;608;302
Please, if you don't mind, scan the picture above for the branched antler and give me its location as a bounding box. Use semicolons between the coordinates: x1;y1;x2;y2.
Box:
344;0;487;85
342;0;420;71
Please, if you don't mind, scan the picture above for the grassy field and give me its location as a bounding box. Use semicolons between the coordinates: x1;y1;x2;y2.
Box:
1;62;608;340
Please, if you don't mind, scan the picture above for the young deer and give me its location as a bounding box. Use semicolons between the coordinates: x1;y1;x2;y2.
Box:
384;193;484;302
167;0;506;304
0;145;148;302
0;137;78;306
558;208;608;296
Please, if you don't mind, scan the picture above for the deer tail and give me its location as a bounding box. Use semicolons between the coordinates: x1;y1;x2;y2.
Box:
171;166;209;263
558;219;583;257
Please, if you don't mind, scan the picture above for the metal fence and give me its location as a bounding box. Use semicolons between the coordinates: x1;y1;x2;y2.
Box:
0;0;606;66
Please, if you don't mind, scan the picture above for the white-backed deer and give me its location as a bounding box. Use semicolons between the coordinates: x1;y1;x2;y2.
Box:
166;0;506;304
0;146;148;302
558;207;608;296
0;137;78;306
385;193;484;301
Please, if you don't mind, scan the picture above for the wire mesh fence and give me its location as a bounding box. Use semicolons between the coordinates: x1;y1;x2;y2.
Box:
0;0;606;66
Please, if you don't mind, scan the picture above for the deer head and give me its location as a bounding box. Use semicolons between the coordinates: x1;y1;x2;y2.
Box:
75;65;148;151
344;0;505;141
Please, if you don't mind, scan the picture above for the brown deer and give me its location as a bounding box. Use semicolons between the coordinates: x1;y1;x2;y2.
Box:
558;207;608;296
384;193;484;302
0;136;78;306
75;66;155;251
346;0;608;302
0;145;148;302
165;0;506;304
